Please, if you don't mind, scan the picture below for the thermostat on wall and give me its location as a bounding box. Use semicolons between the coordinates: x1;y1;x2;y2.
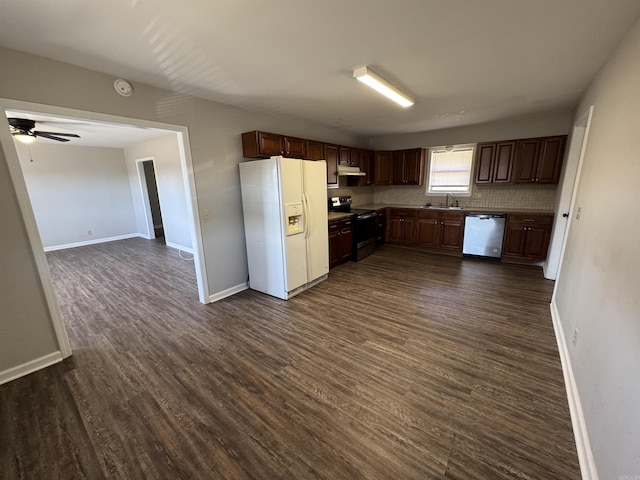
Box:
114;78;133;97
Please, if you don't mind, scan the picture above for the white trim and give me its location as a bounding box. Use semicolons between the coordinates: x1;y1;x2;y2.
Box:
0;351;64;385
550;300;599;480
165;241;193;254
43;233;140;252
208;282;248;303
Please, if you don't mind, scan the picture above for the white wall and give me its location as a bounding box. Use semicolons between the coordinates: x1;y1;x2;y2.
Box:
124;134;191;249
367;109;573;150
553;16;640;479
15;142;137;249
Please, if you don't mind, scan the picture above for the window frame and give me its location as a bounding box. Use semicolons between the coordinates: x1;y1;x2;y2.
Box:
425;143;476;197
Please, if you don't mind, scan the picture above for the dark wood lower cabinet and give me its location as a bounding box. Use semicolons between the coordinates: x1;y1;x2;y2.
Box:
387;209;417;244
416;210;465;253
502;214;554;262
329;217;353;269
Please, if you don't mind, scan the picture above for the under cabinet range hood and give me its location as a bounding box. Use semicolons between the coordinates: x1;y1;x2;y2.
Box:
337;165;366;176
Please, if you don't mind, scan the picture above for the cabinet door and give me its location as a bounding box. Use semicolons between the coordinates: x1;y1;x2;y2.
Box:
339;226;353;262
514;139;541;183
439;213;465;251
388;217;404;243
502;223;527;257
306;140;324;160
523;225;551;259
324;144;339;186
259;132;285;157
328;222;341;268
360;149;374;186
349;148;361;167
284;136;306;158
404;149;425;185
493;141;516;183
416;217;439;247
475;143;495;184
402;217;417;244
393;151;406;184
374;151;394;184
537;136;565;184
339;146;350;165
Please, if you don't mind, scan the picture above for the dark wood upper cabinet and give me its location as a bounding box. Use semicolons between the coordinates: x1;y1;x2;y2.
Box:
349;148;361;167
475;141;515;184
513;136;565;184
347;149;374;187
305;140;324;160
537;136;566;183
242;131;305;159
338;146;350;165
374;151;394;185
392;148;425;185
324;144;339;186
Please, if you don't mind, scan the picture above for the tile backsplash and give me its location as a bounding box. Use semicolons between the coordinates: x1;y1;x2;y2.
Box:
371;184;557;211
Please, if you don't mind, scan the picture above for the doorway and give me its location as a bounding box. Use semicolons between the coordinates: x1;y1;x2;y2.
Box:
0;99;210;359
139;159;164;241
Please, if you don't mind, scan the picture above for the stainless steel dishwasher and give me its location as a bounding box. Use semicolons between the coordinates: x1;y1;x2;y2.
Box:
463;213;507;258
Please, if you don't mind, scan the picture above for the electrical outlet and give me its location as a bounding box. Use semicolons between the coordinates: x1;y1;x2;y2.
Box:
203;209;211;220
576;207;582;221
572;329;579;346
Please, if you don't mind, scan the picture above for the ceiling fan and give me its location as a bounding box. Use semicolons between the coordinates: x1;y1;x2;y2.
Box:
8;117;81;144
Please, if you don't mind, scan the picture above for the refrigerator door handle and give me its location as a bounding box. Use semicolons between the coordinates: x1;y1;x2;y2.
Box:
303;193;311;239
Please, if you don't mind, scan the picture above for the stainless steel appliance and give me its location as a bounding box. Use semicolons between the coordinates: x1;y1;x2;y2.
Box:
239;157;329;300
328;196;376;261
463;213;507;259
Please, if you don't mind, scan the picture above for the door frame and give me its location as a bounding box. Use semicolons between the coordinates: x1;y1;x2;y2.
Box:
0;99;210;357
549;105;594;287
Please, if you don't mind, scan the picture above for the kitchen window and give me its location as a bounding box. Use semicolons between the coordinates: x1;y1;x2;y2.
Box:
426;144;476;196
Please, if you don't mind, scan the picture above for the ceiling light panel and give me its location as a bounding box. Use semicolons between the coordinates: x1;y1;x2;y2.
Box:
353;67;414;108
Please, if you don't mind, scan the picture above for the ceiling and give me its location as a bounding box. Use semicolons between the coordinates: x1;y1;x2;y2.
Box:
1;1;640;137
5;110;175;148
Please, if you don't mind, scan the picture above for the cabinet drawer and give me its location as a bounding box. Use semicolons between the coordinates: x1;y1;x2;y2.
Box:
508;214;553;225
417;209;439;219
388;208;417;218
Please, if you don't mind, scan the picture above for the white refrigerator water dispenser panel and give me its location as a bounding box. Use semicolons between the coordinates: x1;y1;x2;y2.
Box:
284;202;304;235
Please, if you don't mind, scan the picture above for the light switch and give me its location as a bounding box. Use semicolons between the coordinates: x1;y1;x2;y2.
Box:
203;208;211;220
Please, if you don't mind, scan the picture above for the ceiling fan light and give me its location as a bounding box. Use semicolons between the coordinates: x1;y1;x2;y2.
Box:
13;132;36;144
353;66;414;108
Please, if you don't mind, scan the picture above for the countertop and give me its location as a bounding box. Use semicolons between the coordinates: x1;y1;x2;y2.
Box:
354;203;554;215
327;212;355;221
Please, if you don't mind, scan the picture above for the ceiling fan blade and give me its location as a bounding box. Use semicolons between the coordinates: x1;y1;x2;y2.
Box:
33;132;72;142
34;130;81;138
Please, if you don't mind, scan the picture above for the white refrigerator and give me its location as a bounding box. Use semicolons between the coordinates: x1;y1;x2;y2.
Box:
239;156;329;300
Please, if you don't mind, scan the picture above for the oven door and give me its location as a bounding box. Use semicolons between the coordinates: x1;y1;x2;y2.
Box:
353;212;376;260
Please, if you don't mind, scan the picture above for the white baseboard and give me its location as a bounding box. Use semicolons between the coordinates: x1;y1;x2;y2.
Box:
44;233;140;252
209;282;248;303
165;241;193;254
550;300;599;480
0;351;64;385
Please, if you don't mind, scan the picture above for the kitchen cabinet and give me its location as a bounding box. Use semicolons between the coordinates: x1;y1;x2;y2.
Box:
306;140;324;161
328;217;354;268
241;131;307;159
475;141;516;184
347;149;374;187
374;151;394;185
502;214;554;262
513;136;566;184
387;208;417;245
416;210;465;253
339;146;350;165
375;209;386;247
348;148;361;167
324;144;339;186
393;148;425;185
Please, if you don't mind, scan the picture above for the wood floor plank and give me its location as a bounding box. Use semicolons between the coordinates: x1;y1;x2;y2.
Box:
0;238;580;479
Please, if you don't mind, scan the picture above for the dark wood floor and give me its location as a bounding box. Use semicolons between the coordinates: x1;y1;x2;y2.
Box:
0;238;580;479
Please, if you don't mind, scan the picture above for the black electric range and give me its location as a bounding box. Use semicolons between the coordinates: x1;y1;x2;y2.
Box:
328;196;376;261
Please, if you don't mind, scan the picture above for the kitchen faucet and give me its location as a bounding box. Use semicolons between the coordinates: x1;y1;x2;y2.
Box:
445;193;454;207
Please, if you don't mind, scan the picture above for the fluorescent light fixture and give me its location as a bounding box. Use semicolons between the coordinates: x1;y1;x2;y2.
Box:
13;132;36;144
353;66;414;107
